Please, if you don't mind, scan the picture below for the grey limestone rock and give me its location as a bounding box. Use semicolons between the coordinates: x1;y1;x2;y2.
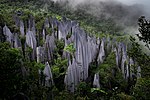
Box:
26;30;37;59
64;58;81;92
20;20;25;36
3;25;13;43
121;43;129;79
137;66;141;78
13;33;21;48
6;16;141;92
26;30;37;49
93;73;100;88
97;39;105;64
44;18;50;28
45;33;56;61
43;62;54;87
36;46;45;63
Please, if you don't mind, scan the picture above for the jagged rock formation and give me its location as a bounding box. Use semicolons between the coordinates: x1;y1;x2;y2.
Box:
97;38;105;64
93;73;100;88
64;58;79;92
3;25;13;45
1;15;141;92
137;66;141;78
36;46;45;63
44;62;54;87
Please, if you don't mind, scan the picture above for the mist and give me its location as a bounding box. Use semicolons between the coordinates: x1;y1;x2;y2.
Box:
52;0;150;17
118;0;150;16
50;0;150;35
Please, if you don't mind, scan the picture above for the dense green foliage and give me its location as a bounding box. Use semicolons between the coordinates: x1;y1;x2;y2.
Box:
0;0;150;99
132;17;150;99
0;0;124;35
137;16;150;50
127;36;150;99
0;42;23;99
128;36;150;77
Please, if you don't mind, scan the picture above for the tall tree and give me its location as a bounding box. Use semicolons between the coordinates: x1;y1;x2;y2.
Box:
137;16;150;49
0;42;23;99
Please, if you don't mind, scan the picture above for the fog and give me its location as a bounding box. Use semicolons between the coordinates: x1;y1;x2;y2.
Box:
50;0;150;33
52;0;150;16
118;0;150;16
52;0;150;6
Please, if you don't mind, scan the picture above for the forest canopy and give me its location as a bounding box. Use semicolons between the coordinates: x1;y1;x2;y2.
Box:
0;0;150;99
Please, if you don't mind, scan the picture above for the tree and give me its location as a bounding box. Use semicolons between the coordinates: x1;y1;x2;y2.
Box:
0;42;23;99
129;16;150;99
137;16;150;49
133;78;150;100
128;31;150;99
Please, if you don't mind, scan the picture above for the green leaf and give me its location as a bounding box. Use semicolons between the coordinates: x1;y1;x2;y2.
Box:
91;88;107;94
64;43;76;54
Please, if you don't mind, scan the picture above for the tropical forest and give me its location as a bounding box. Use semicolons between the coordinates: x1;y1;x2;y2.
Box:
0;0;150;99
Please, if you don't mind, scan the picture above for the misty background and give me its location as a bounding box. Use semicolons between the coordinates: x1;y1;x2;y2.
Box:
52;0;150;22
50;0;149;34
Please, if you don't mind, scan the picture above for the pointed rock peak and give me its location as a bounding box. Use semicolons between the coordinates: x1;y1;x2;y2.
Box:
44;61;54;87
3;25;13;43
137;66;141;78
93;73;100;88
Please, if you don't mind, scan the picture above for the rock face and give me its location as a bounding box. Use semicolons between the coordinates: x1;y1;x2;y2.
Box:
26;30;37;59
3;25;21;48
64;58;79;92
97;39;105;64
43;62;54;87
3;25;13;44
93;73;100;88
20;20;25;36
137;66;141;78
36;46;45;63
2;15;140;92
45;33;56;61
13;33;21;48
26;31;36;49
121;43;129;79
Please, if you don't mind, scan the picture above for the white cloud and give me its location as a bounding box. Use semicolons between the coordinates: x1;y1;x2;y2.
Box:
51;0;150;17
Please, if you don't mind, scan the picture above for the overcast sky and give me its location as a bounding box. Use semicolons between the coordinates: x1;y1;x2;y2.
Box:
53;0;150;8
118;0;150;10
53;0;150;5
52;0;150;17
118;0;150;5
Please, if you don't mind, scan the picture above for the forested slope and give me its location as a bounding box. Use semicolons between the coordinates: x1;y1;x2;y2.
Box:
0;0;150;99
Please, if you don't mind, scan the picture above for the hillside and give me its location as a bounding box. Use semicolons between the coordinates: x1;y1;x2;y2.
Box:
0;0;150;99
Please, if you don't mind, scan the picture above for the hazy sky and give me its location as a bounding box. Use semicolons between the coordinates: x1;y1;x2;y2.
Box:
118;0;150;5
53;0;150;7
118;0;150;11
52;0;150;16
118;0;149;9
53;0;150;4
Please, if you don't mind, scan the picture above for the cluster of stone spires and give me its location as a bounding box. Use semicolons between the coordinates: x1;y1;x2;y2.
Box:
2;14;141;92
